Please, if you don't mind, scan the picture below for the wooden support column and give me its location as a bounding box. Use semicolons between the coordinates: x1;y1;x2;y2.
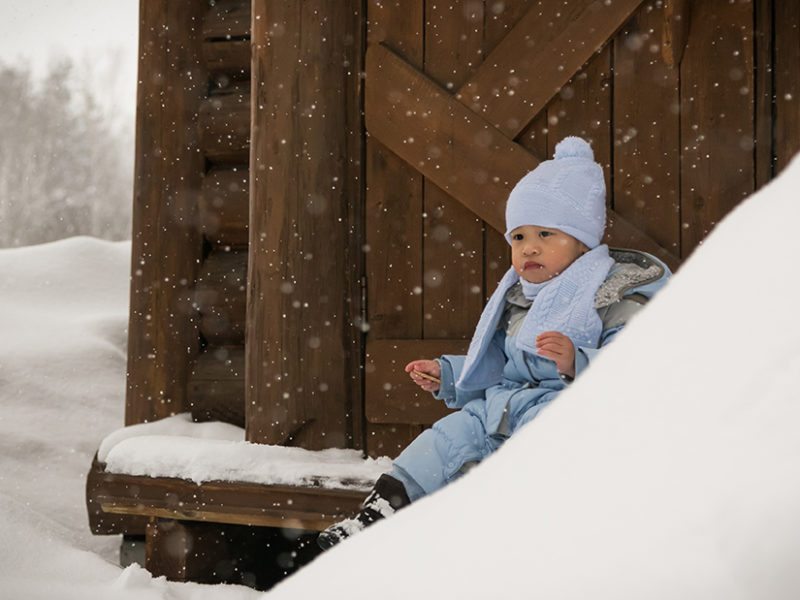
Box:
248;1;365;449
126;0;208;424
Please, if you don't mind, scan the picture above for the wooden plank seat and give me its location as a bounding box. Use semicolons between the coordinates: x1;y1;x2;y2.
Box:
87;454;368;586
87;455;369;534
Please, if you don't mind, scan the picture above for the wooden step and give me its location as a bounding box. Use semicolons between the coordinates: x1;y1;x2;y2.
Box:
87;456;367;534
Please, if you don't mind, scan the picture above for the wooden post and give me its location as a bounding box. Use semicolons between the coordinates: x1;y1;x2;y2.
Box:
247;1;365;449
126;0;208;424
775;0;800;174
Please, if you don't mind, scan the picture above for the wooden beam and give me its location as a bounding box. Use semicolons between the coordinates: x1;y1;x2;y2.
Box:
199;167;249;247
89;459;367;532
248;0;365;449
456;0;645;139
366;43;529;234
195;248;247;345
366;43;681;271
662;0;691;68
104;504;338;532
199;85;250;165
126;0;208;425
203;0;250;40
188;345;245;427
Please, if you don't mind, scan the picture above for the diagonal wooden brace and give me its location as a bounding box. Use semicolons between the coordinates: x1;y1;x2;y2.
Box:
456;0;646;138
366;43;680;271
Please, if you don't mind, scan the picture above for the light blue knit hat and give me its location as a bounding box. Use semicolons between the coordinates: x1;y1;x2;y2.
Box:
504;136;606;249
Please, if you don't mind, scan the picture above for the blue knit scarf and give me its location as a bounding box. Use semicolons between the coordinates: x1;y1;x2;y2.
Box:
456;245;614;391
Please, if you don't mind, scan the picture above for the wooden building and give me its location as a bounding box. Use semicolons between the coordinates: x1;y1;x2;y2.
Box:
86;0;800;589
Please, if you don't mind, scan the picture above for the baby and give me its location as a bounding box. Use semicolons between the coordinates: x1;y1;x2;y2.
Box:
318;136;670;550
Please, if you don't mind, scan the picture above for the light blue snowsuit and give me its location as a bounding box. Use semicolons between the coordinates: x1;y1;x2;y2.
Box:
391;249;671;500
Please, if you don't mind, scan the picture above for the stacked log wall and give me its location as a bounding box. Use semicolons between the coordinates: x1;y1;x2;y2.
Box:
189;0;252;427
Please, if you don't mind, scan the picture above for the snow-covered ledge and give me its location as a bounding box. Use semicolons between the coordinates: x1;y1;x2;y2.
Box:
98;414;392;491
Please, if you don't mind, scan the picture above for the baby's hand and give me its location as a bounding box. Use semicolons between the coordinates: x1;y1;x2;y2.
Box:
536;331;576;378
404;359;441;393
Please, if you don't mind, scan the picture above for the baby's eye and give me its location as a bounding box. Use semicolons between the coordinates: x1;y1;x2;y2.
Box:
512;233;524;241
539;230;554;239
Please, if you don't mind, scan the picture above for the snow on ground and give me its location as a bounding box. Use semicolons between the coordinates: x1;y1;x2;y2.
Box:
2;156;800;599
266;157;800;600
0;237;261;599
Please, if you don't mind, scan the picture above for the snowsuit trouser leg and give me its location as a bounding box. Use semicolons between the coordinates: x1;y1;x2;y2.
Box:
391;400;500;498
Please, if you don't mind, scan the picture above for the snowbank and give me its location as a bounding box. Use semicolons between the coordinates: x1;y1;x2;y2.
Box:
266;158;800;600
0;236;261;599
3;154;800;599
99;413;391;490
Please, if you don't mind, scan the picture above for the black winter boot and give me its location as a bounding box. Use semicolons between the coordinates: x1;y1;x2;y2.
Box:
317;474;411;550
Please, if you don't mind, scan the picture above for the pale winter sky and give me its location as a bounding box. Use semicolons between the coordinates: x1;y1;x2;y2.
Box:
0;0;139;118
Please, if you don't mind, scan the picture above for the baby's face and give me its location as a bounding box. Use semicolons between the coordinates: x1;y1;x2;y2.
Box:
509;225;587;283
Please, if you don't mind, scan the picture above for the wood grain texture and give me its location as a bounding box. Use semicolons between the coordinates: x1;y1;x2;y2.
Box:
754;0;774;189
680;1;754;258
662;0;691;67
195;248;247;345
203;0;250;40
203;40;250;79
365;0;427;457
457;0;644;138
366;43;531;234
614;2;681;254
188;345;244;426
90;459;367;530
199;83;250;165
366;43;680;270
774;0;800;174
423;0;485;339
126;0;208;425
247;0;364;449
199;167;249;247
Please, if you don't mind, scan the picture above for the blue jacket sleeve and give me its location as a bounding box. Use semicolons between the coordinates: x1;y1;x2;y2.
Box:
433;328;506;409
573;325;624;378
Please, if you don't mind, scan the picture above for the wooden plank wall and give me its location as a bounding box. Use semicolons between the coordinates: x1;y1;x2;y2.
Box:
364;1;428;456
775;0;800;173
248;0;365;450
126;0;800;455
361;0;800;457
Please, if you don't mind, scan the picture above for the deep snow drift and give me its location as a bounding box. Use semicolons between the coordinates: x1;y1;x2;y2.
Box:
0;237;262;600
1;155;800;599
267;157;800;600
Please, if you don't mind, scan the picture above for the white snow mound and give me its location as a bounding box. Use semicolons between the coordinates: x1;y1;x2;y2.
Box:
266;156;800;600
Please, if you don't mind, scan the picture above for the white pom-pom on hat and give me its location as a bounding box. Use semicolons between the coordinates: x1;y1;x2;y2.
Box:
553;136;594;161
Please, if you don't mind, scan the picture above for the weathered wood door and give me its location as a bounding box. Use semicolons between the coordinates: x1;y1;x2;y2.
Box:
362;0;774;457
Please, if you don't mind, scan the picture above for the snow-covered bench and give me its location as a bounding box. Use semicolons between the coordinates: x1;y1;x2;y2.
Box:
86;414;390;582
